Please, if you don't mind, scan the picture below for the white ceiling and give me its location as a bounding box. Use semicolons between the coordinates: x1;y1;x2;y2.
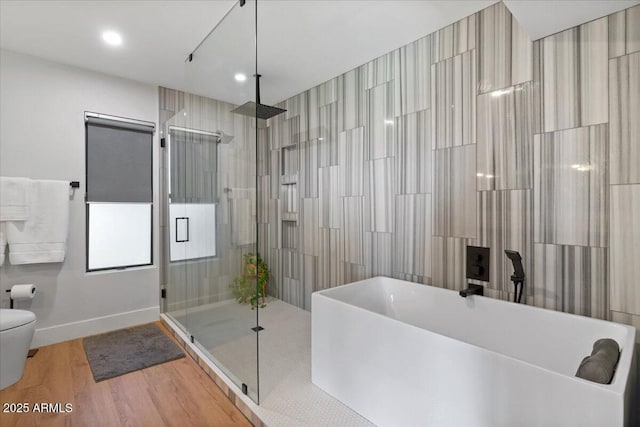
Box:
1;0;638;106
503;0;637;41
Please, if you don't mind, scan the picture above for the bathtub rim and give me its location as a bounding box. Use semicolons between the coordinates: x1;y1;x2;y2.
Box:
312;276;636;396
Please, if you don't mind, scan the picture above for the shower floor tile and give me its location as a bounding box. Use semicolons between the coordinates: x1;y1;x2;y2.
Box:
168;298;373;427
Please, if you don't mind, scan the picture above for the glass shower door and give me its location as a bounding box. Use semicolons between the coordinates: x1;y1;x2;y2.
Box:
163;0;261;403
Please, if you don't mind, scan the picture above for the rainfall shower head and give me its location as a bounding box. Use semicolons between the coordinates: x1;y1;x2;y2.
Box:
216;130;234;144
231;74;287;120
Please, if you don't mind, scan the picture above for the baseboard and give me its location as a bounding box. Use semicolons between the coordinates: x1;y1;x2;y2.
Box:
31;306;160;348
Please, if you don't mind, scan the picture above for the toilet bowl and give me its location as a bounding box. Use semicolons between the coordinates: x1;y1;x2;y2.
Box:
0;309;36;390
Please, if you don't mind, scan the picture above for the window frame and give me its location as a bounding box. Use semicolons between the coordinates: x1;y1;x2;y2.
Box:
84;111;155;272
167;126;221;264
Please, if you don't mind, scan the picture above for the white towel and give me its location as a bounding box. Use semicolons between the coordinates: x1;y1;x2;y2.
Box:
6;180;69;264
0;176;30;221
0;223;5;267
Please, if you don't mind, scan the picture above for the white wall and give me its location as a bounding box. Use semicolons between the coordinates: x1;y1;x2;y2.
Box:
0;49;160;347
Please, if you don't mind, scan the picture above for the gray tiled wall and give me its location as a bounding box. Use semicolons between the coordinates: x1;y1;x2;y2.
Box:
158;87;258;312
257;1;640;331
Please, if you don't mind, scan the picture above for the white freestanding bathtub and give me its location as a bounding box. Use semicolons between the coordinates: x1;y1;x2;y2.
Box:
312;277;637;427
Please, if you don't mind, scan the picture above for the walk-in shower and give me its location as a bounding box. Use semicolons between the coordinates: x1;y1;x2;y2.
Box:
160;0;266;404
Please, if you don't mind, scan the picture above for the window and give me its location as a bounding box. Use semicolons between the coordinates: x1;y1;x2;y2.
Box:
168;128;218;262
85;113;154;271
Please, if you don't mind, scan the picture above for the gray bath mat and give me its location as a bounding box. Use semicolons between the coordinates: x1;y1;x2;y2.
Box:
83;323;185;382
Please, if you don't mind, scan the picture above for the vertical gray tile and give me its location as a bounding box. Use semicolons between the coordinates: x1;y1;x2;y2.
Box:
538;18;608;132
301;198;319;256
364;232;392;277
609;9;627;58
338;127;364;196
285;92;308;141
360;50;395;90
396;109;432;194
269;150;280;199
532;40;543;135
431;236;475;291
533;125;608;247
258;176;270;224
609;51;640;184
318;166;340;229
267;116;280;151
477;2;512;93
317;229;344;289
477;190;533;294
434;144;476;238
319;103;338;166
432;49;476;149
432;14;476;63
394;35;432;115
281;145;299;176
268;199;281;249
627;4;640;54
364;157;394;233
343;262;366;284
299;139;318;198
477;82;533;191
281;221;298;250
329;228;344;285
317;78;338;107
579;17;609;127
283;116;300;148
540;27;580;132
610;184;640;316
256;127;270;177
317;228;331;290
607;4;640;57
269;248;281;297
159;87;184;112
511;16;533;85
394;194;432;278
343;197;364;265
533;244;608;319
308;86;320;141
338;68;365;132
365;82;395;160
303;254;317;310
280;192;297;225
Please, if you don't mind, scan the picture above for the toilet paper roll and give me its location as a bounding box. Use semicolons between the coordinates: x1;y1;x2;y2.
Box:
10;284;36;300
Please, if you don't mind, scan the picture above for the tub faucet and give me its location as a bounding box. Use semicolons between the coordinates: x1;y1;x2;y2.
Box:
459;284;484;298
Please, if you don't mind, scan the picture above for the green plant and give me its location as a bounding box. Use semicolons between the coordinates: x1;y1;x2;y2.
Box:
230;253;270;309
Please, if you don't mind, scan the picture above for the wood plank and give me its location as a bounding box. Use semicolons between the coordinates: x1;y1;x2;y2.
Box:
0;322;252;427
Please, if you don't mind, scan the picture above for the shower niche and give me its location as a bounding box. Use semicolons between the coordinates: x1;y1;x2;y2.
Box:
280;144;298;250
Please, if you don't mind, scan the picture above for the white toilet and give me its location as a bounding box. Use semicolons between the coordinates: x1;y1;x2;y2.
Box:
0;309;36;390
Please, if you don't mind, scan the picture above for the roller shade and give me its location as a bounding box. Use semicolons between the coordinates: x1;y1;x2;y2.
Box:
169;129;218;203
86;118;153;203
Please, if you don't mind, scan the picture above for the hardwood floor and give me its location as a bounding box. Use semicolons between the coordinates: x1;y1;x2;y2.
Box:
0;322;252;427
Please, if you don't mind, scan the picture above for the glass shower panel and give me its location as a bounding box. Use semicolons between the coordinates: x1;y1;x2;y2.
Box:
175;0;260;403
163;109;190;336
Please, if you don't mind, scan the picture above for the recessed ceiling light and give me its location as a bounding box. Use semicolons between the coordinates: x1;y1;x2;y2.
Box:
235;73;247;82
102;31;122;46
